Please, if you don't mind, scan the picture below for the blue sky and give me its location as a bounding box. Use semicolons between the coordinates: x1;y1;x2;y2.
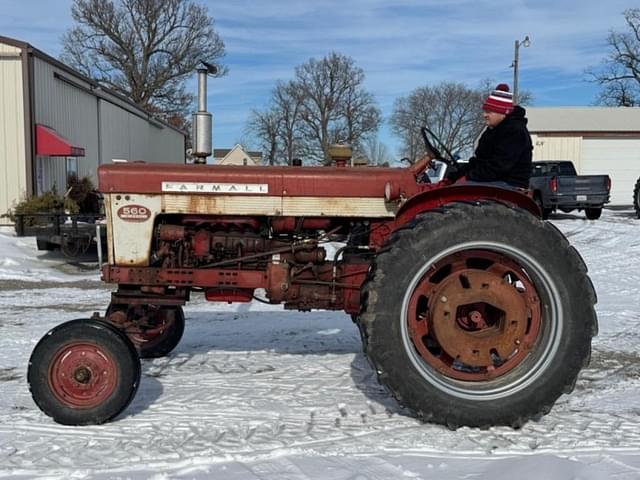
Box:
0;0;633;158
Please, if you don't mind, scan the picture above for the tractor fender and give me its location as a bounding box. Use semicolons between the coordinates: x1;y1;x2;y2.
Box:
395;183;540;226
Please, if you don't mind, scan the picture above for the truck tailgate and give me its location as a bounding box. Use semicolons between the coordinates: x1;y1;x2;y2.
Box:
557;175;610;198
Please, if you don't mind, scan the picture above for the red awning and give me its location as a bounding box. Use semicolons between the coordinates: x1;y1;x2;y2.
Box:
36;124;85;157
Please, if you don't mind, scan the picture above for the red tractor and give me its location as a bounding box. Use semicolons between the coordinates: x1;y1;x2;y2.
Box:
27;130;597;428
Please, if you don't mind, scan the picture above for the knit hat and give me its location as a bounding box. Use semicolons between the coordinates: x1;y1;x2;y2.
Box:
482;83;514;114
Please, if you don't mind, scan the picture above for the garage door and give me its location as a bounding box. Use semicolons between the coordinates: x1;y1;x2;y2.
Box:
582;138;640;206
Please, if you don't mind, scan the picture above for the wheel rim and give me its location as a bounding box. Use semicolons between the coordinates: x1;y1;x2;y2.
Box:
108;306;178;349
48;342;117;408
129;307;175;347
401;241;562;400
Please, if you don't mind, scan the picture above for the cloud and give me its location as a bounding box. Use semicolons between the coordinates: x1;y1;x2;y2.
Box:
0;0;634;155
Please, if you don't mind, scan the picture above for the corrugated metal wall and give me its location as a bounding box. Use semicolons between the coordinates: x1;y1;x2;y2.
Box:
0;43;27;217
531;134;583;168
33;57;99;193
32;56;184;195
1;41;185;207
100;102;184;164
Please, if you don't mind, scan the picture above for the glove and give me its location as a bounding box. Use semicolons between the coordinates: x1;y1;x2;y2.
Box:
445;163;468;182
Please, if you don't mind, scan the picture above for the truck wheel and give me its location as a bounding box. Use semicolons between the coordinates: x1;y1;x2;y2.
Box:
27;319;140;425
634;177;640;219
585;208;602;220
36;238;56;251
534;194;552;220
358;201;597;428
61;235;92;258
106;305;185;358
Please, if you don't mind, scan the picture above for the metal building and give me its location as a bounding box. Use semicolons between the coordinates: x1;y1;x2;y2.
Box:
527;107;640;206
0;35;186;218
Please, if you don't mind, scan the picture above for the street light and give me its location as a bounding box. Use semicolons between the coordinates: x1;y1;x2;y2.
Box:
512;35;530;105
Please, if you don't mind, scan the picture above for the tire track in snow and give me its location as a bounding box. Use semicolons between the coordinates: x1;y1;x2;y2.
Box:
2;210;640;477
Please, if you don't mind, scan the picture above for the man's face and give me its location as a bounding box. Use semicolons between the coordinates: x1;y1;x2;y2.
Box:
483;110;506;128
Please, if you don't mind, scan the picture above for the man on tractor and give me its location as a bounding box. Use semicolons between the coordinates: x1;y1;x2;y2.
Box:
447;83;533;188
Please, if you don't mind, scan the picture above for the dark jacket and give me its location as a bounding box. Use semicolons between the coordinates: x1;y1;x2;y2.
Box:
466;106;533;188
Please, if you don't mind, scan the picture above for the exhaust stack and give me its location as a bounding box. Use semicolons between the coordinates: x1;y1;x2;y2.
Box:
191;63;216;164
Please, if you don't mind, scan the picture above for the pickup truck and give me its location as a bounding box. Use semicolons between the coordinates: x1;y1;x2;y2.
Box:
529;161;611;220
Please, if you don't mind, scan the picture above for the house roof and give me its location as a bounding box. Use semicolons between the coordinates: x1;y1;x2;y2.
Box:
526;107;640;133
213;146;262;159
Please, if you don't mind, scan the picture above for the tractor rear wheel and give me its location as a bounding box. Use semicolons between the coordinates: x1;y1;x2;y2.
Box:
27;319;140;425
106;305;185;358
358;201;597;428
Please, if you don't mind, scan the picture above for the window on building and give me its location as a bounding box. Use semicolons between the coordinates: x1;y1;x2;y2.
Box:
66;157;79;185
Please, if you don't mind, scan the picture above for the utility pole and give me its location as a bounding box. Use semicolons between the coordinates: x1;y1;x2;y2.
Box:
512;35;530;104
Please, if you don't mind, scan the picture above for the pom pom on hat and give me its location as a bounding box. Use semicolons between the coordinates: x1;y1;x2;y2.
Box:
482;83;514;114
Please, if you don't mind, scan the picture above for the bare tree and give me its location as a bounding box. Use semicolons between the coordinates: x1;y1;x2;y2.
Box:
62;0;226;125
588;8;640;106
391;82;485;163
247;107;280;166
272;81;306;165
337;85;382;155
246;81;306;166
247;52;381;165
294;52;381;164
361;136;393;166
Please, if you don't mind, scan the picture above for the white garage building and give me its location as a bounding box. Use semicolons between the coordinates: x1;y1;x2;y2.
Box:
0;35;186;218
527;107;640;206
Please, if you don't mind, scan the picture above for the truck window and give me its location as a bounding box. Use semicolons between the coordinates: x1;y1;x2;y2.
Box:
556;162;577;176
531;162;577;177
531;165;546;177
531;164;556;177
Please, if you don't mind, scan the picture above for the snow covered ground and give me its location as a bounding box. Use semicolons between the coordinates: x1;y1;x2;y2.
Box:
1;209;640;479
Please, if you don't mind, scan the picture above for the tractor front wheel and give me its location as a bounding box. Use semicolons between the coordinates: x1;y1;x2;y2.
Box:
358;201;597;428
27;319;140;425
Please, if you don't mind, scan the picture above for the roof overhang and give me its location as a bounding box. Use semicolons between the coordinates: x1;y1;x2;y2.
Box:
526;107;640;133
36;124;85;157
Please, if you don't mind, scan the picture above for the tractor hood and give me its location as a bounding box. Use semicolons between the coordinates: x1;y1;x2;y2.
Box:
98;163;422;199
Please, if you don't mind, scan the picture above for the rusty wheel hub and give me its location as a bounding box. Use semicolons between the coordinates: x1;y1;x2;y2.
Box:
48;342;117;408
431;270;528;367
407;250;541;381
107;306;172;347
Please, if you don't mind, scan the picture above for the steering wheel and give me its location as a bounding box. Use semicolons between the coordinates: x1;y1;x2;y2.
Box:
421;127;457;166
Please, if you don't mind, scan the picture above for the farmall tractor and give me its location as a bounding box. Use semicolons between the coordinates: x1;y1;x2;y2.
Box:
27;130;598;429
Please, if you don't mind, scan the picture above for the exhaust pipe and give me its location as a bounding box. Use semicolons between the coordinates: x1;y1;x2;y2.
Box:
191;63;216;164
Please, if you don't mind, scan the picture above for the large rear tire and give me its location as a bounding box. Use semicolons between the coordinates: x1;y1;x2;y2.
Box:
358;201;597;428
27;319;141;425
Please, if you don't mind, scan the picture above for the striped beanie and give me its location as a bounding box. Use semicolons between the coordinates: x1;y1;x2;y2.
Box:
482;83;514;114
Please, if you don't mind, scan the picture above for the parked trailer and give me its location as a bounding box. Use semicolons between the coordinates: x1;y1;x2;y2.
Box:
14;213;105;258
